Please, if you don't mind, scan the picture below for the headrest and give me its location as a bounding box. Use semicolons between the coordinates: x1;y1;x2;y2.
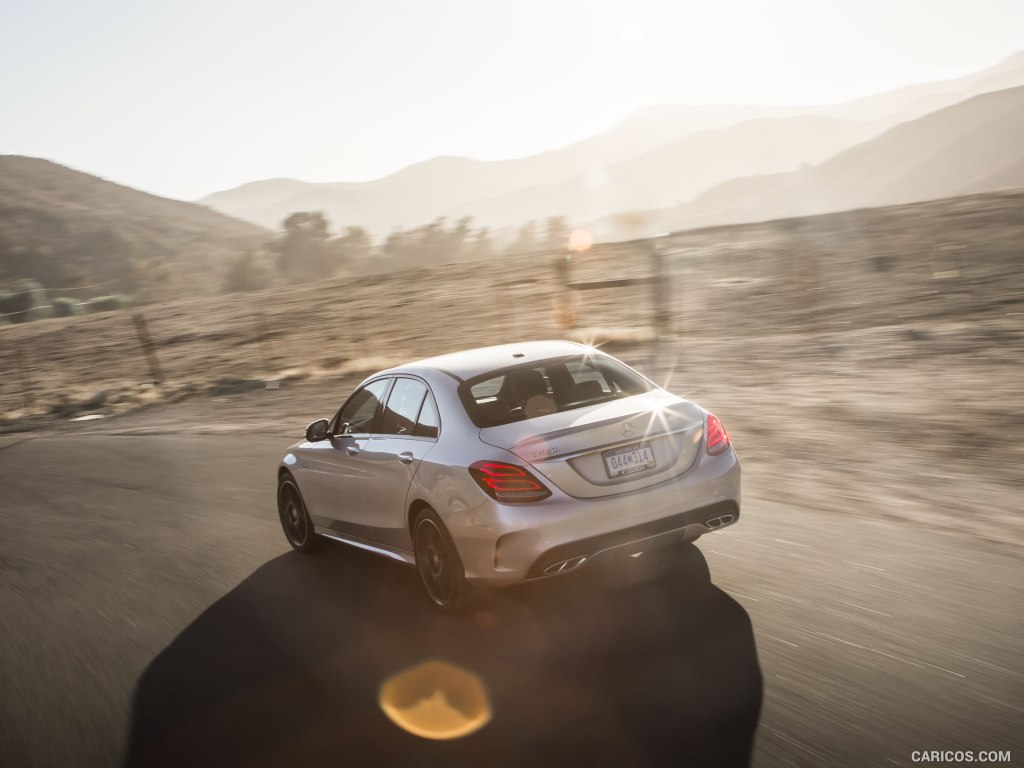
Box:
507;368;548;403
573;379;603;401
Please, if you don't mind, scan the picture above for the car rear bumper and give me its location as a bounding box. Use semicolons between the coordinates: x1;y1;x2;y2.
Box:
524;499;738;578
453;448;741;584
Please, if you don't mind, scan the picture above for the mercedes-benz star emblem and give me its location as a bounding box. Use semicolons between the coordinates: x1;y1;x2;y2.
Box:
622;422;634;437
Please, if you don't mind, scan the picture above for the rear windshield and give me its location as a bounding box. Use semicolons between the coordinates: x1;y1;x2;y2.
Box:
459;354;655;428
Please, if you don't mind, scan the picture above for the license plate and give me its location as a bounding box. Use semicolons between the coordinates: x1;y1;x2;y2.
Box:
603;441;656;478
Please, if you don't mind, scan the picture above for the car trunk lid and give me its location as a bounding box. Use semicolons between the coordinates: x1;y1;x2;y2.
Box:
478;390;705;499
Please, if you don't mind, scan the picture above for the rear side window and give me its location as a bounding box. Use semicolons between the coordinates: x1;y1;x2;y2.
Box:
460;355;654;428
415;393;440;439
380;378;428;436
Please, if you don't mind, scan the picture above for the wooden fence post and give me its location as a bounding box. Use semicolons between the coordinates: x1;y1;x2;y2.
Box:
14;346;34;411
649;240;672;338
553;252;574;329
131;314;164;385
346;315;366;358
251;310;274;374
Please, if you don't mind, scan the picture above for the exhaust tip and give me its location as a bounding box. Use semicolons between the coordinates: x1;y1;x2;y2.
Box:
543;556;588;575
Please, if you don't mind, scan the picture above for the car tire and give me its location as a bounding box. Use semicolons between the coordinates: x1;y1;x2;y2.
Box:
277;474;322;553
413;507;470;614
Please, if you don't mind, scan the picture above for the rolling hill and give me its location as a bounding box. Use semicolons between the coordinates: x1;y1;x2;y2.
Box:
0;156;267;300
442;115;888;230
200;51;1024;235
198;105;808;232
204;114;888;235
596;85;1024;238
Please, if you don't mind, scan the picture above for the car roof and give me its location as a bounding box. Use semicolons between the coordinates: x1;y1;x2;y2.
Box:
388;340;592;381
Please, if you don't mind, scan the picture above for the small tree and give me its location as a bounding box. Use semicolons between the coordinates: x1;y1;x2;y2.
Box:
0;279;50;324
335;227;375;275
505;221;538;257
271;212;339;283
445;217;473;262
88;294;129;313
223;252;272;293
468;227;495;262
52;297;85;317
543;216;570;252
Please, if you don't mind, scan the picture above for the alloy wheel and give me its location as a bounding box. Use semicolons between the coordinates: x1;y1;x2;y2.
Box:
279;482;308;547
415;518;453;607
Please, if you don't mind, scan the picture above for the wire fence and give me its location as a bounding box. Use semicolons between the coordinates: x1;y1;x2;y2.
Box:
0;243;681;420
3;212;1004;424
0;281;122;322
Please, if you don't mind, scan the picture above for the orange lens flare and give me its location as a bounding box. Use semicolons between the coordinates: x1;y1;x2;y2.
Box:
379;660;492;740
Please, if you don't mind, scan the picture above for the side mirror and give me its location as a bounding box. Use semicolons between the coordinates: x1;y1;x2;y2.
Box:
305;418;329;442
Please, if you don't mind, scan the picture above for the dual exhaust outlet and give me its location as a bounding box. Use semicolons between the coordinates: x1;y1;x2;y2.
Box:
542;555;589;576
541;513;736;576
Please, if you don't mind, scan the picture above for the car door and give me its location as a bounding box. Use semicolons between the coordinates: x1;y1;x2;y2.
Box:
302;377;392;541
359;377;440;550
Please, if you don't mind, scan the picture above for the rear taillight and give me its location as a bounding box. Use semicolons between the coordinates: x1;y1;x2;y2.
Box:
706;412;730;456
469;461;552;503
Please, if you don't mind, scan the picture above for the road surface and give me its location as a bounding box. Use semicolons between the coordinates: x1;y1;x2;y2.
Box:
0;432;1020;767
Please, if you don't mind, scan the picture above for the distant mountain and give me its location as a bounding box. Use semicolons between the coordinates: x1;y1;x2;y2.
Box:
957;157;1024;196
213;114;887;235
819;50;1024;123
200;52;1024;235
593;85;1024;239
198;105;807;232
443;115;888;230
0;156;266;299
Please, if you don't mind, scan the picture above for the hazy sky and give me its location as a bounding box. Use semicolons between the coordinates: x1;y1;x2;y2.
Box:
1;0;1022;200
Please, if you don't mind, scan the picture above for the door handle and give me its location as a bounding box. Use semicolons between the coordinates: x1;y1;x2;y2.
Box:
398;451;414;464
345;445;360;456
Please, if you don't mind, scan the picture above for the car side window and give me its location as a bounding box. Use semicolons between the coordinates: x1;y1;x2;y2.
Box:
335;379;390;435
380;378;428;436
415;392;440;439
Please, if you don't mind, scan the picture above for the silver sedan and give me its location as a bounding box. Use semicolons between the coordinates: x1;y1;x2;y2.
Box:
277;340;740;611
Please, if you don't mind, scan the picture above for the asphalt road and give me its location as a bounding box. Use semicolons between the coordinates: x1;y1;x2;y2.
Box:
0;432;1020;767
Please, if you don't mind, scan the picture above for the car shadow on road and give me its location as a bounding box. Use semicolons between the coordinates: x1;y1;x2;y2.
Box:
122;542;762;768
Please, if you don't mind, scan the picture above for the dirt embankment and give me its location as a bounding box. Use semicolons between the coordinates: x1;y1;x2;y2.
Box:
1;189;1021;546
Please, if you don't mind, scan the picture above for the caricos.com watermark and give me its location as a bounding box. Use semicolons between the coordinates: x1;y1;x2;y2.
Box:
911;751;1012;763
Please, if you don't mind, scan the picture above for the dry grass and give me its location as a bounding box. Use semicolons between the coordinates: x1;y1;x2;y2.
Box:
1;190;1021;547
